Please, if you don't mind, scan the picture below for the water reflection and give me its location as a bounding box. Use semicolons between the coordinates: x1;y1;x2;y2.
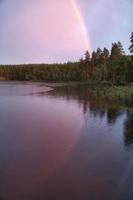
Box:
106;108;122;124
46;86;133;146
124;112;133;146
0;83;133;200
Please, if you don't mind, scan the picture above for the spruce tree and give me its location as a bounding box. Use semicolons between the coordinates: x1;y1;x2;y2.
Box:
118;41;125;55
129;32;133;54
103;48;110;59
84;50;91;79
110;43;122;84
96;48;102;60
84;50;91;63
91;51;96;73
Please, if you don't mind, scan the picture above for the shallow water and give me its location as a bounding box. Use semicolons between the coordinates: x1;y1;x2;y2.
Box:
0;82;133;200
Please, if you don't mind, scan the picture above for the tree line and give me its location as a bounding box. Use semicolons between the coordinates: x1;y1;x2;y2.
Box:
0;32;133;85
81;32;133;85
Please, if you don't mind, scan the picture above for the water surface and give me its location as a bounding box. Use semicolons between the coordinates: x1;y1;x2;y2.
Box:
0;82;133;200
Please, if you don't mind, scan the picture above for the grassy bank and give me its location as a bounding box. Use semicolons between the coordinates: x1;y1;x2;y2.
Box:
90;85;133;106
44;81;133;107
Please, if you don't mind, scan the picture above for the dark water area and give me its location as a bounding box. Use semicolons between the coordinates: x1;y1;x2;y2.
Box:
0;82;133;200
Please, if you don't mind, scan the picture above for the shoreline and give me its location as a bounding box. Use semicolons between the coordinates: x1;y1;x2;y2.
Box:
0;81;133;108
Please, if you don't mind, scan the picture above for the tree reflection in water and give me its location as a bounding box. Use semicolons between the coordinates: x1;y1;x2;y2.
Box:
124;112;133;146
46;85;133;147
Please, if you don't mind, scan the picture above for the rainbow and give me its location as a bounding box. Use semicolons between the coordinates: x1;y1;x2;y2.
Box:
71;0;91;52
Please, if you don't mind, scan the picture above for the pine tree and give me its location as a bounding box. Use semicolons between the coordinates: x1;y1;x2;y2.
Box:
96;48;102;60
118;41;125;55
103;48;110;59
129;32;133;54
84;50;91;78
102;48;110;80
111;43;122;62
91;51;96;73
110;43;123;84
84;50;91;63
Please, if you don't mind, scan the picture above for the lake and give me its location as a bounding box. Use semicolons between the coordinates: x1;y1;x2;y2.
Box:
0;82;133;200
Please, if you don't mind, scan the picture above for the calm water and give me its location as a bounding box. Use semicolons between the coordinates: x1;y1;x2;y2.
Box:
0;82;133;200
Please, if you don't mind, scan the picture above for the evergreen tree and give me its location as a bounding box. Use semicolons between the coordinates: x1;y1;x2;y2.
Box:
91;51;96;73
84;50;91;78
103;48;110;59
102;48;110;81
84;50;91;63
96;48;102;60
129;32;133;54
110;43;123;84
118;41;125;55
111;43;123;62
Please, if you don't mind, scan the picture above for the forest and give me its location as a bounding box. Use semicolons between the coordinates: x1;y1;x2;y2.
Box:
0;32;133;85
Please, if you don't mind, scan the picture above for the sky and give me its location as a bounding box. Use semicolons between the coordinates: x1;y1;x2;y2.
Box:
0;0;133;64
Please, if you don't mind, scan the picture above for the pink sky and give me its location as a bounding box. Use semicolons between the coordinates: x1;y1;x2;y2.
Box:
0;0;132;64
0;0;90;64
